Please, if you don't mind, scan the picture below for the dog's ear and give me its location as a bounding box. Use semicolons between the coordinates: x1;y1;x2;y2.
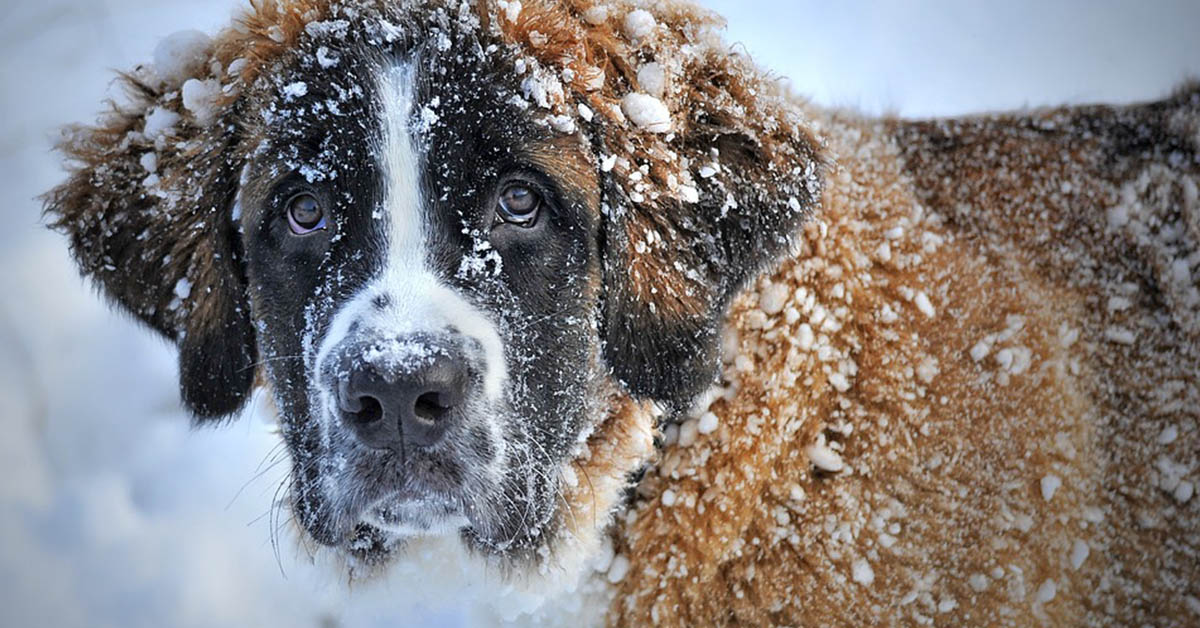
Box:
489;1;826;408
592;49;825;410
44;53;256;421
480;0;826;408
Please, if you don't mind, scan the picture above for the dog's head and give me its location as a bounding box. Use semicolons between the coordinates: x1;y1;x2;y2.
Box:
45;0;821;576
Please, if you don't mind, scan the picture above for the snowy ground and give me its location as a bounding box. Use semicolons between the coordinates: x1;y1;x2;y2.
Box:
1;1;1197;627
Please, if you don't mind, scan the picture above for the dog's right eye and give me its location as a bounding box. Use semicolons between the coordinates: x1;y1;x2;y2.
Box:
286;193;327;235
495;183;542;227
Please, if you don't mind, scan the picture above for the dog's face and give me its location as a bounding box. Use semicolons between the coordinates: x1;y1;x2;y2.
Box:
45;0;822;575
240;42;610;557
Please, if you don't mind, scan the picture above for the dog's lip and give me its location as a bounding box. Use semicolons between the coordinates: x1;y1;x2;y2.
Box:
357;490;469;536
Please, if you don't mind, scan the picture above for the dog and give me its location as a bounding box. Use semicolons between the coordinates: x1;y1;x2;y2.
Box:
44;0;1198;625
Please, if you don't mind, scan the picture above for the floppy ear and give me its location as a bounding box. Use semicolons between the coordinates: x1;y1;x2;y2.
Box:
599;130;823;409
594;56;825;410
44;61;257;421
476;0;825;408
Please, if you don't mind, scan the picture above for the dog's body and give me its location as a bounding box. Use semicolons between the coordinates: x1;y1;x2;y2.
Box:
609;102;1200;626
44;1;1198;626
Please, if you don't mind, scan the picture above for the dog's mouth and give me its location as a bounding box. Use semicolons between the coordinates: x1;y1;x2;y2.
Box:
359;491;470;538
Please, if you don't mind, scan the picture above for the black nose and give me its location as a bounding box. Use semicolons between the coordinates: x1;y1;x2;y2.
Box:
336;337;470;449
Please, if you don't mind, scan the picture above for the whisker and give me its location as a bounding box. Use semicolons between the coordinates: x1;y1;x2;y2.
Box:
268;474;292;578
507;306;577;335
227;440;290;511
237;353;306;374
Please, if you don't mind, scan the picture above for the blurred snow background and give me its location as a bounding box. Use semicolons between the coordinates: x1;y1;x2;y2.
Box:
0;1;1197;627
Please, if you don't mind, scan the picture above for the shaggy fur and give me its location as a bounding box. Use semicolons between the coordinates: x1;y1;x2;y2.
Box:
609;90;1200;626
44;0;1198;625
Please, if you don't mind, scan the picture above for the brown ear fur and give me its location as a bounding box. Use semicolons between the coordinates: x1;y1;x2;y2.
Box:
488;0;825;406
599;127;823;408
43;69;256;420
39;0;346;420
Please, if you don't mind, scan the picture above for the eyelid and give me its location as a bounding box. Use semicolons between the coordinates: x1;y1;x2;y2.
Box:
499;171;559;204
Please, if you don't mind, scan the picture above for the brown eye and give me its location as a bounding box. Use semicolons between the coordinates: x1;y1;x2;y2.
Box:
286;193;326;234
497;184;541;226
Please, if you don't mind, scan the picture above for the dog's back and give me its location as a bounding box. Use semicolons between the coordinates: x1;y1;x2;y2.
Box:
609;86;1199;626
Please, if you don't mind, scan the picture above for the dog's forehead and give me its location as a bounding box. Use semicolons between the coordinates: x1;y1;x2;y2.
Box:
239;39;581;201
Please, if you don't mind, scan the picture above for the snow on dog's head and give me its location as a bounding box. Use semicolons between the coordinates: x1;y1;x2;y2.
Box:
44;0;822;582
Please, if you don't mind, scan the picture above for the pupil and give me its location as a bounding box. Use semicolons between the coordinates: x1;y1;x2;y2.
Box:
292;196;321;226
504;187;535;213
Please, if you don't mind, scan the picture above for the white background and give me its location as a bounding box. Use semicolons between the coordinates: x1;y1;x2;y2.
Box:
2;1;1198;626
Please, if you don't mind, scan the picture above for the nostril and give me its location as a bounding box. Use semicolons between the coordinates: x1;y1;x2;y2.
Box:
413;391;452;423
336;336;470;450
349;395;384;425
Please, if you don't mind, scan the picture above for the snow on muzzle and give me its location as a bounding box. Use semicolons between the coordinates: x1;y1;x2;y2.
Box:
331;332;476;450
306;325;505;542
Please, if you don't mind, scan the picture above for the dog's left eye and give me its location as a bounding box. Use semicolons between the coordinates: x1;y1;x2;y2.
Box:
286;193;327;235
496;184;542;227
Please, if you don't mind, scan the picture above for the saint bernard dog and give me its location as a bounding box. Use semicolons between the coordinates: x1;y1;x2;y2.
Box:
45;0;1198;625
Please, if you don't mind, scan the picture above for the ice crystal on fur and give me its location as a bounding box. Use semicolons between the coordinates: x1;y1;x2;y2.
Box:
152;30;213;89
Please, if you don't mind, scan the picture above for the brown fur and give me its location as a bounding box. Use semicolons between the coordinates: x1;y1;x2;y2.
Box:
485;0;824;323
608;94;1200;625
523;134;602;212
43;0;1198;625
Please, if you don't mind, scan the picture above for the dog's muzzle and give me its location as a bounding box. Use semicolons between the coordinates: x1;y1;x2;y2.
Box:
308;316;502;544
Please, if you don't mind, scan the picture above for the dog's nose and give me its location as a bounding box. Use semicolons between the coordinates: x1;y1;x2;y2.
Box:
336;338;469;449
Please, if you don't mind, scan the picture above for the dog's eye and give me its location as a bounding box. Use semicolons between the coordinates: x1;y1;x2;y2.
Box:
496;184;541;227
286;193;326;234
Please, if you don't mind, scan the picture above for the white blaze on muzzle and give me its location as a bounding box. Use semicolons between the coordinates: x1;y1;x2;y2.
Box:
314;58;507;406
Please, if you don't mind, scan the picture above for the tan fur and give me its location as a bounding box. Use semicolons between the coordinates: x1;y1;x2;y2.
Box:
523;134;602;212
608;102;1199;625
44;0;1198;624
561;388;657;558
